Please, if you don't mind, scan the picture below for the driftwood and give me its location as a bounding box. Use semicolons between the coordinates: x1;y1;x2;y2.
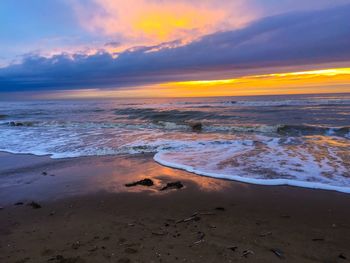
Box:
242;250;254;258
176;215;200;224
271;248;284;259
191;232;205;246
259;231;272;237
176;211;215;224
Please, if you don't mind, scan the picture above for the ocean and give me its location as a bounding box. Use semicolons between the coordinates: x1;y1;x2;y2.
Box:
0;93;349;193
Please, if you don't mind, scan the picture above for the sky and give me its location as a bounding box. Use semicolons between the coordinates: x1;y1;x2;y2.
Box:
0;0;350;98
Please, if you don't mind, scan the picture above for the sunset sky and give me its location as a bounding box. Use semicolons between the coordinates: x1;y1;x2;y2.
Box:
1;0;350;98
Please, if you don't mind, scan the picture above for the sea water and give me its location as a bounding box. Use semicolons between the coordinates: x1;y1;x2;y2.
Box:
0;93;349;192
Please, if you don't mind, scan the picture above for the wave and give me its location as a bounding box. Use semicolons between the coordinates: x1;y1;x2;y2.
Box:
167;98;350;108
2;119;350;138
114;108;213;122
277;125;350;137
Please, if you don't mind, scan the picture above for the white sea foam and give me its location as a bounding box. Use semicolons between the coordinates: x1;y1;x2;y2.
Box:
154;136;350;193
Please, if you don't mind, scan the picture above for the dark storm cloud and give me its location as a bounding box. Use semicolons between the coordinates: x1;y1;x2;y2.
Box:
1;4;350;91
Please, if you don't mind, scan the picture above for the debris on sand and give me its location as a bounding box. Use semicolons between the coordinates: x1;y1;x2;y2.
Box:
191;232;205;246
124;247;138;254
14;257;30;263
152;231;167;236
312;238;325;242
177;211;216;224
176;214;201;224
71;241;81;250
49;255;85;263
242;250;254;258
176;212;201;224
259;231;272;237
280;214;291;219
117;258;131;263
270;248;284;259
160;181;183;191
28;201;41;209
228;246;238;252
125;178;154;187
189;122;202;132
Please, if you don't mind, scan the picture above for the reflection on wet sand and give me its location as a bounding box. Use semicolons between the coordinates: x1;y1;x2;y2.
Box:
0;153;230;205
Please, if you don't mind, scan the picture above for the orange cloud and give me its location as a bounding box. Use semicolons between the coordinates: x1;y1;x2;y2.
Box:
73;0;257;47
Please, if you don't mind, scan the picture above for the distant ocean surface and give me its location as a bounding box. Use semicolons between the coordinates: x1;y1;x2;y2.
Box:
0;93;349;193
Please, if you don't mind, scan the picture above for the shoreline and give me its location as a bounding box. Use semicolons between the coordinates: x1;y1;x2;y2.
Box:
2;149;350;195
1;152;350;262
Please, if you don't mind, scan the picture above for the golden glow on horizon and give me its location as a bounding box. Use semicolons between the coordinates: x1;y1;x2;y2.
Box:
151;67;350;97
174;68;350;86
44;67;350;99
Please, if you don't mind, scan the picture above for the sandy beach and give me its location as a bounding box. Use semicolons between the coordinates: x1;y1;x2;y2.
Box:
2;0;350;261
0;152;349;263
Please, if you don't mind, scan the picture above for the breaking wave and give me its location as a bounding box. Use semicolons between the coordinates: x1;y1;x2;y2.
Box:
2;120;349;138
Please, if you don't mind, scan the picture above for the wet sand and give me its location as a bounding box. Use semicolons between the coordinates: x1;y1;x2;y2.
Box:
0;152;350;263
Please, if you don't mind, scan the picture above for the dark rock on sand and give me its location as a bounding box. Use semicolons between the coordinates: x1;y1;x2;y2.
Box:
14;202;24;206
0;114;8;119
125;178;154;187
28;201;41;209
339;253;347;260
215;207;226;211
189;122;202;132
42;172;48;176
161;181;184;191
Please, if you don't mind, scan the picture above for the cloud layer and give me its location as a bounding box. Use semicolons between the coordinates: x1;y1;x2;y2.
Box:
72;0;255;44
1;4;350;91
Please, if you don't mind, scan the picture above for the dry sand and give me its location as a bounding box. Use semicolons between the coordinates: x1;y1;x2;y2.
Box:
0;152;350;263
